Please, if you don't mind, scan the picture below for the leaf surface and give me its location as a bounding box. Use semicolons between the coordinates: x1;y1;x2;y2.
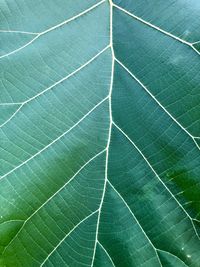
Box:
0;0;200;266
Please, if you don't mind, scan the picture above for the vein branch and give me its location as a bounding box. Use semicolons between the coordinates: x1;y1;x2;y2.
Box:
0;104;23;128
156;249;189;267
97;241;116;267
0;30;38;35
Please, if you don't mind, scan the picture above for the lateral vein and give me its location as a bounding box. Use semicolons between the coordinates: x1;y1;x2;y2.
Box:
0;97;108;181
40;210;99;266
115;58;200;150
108;180;163;267
156;249;189;267
113;122;200;241
113;4;190;45
113;4;200;57
2;150;105;255
97;241;116;267
0;46;110;128
0;0;106;59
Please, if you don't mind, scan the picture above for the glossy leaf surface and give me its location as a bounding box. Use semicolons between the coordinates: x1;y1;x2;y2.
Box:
0;0;200;266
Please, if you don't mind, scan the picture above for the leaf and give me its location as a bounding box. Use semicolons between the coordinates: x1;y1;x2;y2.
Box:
0;0;200;266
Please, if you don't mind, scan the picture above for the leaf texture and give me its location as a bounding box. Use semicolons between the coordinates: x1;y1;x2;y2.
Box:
0;0;200;266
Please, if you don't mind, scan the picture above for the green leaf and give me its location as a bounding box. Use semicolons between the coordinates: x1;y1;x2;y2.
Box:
0;0;200;266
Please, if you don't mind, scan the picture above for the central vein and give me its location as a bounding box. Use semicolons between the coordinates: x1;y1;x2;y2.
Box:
91;1;115;266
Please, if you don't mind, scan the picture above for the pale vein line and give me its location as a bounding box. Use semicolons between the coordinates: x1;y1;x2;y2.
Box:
97;241;116;267
193;218;200;224
0;97;108;181
0;35;39;59
2;150;105;255
40;210;99;266
113;4;200;56
0;220;24;226
0;103;23;106
41;0;106;36
193;139;200;150
0;104;23;128
0;45;110;128
0;30;38;35
115;58;200;146
156;249;189;267
192;40;200;45
0;0;106;59
113;122;200;240
191;45;200;56
91;1;114;265
108;180;163;267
